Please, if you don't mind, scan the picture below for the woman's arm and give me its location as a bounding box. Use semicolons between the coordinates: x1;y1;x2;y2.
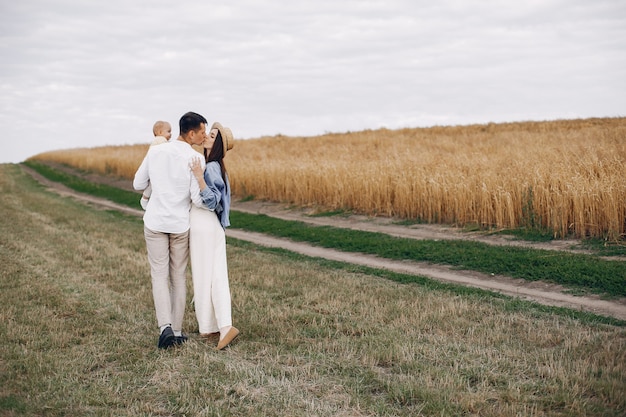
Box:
190;159;223;210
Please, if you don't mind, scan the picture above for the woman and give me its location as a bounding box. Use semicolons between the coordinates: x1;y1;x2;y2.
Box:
189;122;239;350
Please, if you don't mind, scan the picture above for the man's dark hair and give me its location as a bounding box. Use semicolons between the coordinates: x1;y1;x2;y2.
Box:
179;112;207;135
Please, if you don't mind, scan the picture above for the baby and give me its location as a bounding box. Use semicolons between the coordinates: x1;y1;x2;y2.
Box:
140;121;172;210
151;120;172;145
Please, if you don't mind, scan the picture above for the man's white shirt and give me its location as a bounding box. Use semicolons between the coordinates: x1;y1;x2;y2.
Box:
133;140;204;233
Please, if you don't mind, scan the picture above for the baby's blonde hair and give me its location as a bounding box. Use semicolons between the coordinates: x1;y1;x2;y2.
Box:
152;120;170;136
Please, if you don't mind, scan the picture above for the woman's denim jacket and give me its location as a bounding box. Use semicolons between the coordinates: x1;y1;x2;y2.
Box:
198;161;231;229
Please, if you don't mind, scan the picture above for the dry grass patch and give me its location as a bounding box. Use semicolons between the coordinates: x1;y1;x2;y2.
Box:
1;164;625;416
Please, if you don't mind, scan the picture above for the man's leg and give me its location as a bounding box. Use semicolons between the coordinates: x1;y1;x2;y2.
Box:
144;227;172;328
169;230;189;334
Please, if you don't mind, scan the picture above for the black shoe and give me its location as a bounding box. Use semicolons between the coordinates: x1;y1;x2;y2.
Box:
174;333;188;345
158;326;175;349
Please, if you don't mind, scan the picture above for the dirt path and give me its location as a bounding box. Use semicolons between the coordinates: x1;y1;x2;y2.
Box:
231;200;593;254
22;164;626;321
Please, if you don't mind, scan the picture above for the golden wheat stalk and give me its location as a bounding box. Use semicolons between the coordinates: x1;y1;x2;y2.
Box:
29;118;626;239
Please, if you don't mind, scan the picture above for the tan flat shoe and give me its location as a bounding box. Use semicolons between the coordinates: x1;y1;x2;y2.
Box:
199;332;220;342
216;327;240;350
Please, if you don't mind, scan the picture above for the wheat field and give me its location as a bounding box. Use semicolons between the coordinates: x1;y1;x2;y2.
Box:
29;117;626;240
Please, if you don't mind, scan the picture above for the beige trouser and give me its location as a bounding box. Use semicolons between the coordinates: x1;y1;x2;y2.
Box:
144;227;189;332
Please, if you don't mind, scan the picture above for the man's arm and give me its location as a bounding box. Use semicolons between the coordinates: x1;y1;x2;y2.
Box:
133;155;150;191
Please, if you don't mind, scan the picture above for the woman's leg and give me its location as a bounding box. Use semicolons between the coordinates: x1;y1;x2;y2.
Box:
211;227;232;330
190;208;218;334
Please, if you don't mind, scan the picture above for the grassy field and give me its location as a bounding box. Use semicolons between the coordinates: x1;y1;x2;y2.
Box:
2;164;626;416
29;117;626;240
23;160;626;301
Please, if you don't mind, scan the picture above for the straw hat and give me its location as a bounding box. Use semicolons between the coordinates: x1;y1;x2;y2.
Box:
211;122;234;156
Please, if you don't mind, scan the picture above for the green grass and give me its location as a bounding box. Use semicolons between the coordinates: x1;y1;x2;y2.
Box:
577;238;626;257
2;163;626;416
496;227;557;242
230;239;625;327
230;211;626;297
22;161;626;298
495;226;626;257
23;160;142;208
308;208;352;217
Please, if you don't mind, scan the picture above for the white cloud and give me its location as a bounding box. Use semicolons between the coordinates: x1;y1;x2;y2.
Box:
1;0;625;163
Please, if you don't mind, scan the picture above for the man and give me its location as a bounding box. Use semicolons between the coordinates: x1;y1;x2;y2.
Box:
133;111;207;349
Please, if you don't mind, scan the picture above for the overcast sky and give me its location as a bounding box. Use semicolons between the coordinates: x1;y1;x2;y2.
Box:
1;0;625;163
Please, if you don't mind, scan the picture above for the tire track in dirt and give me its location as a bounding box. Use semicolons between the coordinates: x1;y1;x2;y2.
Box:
22;164;626;321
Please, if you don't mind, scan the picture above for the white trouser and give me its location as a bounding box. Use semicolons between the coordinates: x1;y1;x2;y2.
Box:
189;206;232;334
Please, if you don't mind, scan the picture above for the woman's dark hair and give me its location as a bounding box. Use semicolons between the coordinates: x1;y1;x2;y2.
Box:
179;111;207;135
205;131;228;190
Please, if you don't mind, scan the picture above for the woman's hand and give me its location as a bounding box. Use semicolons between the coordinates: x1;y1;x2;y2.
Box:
190;157;204;179
190;157;207;191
